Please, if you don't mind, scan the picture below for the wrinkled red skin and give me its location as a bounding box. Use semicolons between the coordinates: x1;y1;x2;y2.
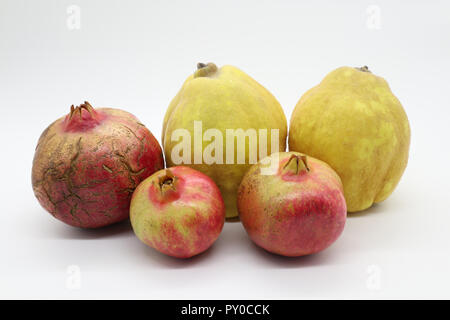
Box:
130;166;225;258
237;153;347;257
32;104;164;228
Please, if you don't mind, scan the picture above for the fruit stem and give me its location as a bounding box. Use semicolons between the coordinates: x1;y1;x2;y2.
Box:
194;62;218;78
282;154;309;175
356;66;371;73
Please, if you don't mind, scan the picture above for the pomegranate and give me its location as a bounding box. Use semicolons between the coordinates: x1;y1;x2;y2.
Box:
130;166;225;258
32;102;164;228
237;152;346;257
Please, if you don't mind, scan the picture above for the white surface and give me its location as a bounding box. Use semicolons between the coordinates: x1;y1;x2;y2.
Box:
1;0;450;299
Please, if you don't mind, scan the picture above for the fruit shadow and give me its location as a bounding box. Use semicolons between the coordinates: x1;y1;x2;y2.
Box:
346;203;386;218
251;242;337;268
47;219;134;240
138;240;219;269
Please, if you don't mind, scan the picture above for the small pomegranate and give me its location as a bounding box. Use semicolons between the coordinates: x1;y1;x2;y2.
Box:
130;166;225;258
32;102;164;228
237;152;346;257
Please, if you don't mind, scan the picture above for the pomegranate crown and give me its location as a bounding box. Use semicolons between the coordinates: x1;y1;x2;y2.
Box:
69;101;95;120
282;154;310;175
150;169;181;204
63;101;104;132
158;169;177;192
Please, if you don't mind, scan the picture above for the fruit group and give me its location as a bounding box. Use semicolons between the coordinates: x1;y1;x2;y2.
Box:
130;166;225;258
32;102;164;228
237;152;346;257
289;66;410;212
162;63;287;219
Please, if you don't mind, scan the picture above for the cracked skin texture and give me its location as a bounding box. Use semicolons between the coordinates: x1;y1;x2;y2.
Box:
162;63;287;219
32;104;164;228
130;166;225;258
289;67;411;212
237;152;346;257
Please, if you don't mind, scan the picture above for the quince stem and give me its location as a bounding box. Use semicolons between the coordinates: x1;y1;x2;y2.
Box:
356;66;371;73
194;62;218;78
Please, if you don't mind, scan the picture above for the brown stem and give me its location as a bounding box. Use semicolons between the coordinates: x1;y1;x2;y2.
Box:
194;62;218;78
356;66;371;73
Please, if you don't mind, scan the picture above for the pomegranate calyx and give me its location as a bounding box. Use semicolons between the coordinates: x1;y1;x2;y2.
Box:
63;101;104;132
282;154;309;175
69;101;95;120
158;169;177;194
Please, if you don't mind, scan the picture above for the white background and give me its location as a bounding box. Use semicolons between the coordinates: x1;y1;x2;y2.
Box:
1;0;449;299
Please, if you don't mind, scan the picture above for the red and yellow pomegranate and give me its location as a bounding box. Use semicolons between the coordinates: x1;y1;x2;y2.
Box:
32;102;164;228
130;166;225;258
237;152;347;257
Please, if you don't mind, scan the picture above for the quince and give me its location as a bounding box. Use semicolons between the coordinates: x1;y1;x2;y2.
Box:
289;66;410;212
163;63;287;219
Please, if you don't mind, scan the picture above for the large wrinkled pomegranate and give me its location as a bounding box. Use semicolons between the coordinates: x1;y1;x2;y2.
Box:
130;166;225;258
32;102;164;228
